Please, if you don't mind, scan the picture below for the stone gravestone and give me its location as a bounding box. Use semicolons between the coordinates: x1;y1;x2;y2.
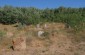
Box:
36;24;40;29
38;30;44;37
12;36;26;51
36;24;43;30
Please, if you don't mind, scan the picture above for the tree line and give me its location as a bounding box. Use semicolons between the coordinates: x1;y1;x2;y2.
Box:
0;6;85;30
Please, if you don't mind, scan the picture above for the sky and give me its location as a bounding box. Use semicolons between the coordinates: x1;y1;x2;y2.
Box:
0;0;85;9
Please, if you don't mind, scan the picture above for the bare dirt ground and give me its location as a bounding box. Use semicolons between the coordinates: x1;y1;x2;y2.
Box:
0;23;85;55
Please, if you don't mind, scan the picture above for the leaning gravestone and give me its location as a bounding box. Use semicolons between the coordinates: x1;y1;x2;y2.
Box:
12;36;26;51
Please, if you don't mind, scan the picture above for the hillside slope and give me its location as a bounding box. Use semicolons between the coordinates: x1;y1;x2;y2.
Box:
0;23;85;55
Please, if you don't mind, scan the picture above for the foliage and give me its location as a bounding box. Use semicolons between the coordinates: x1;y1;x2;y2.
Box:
0;5;85;31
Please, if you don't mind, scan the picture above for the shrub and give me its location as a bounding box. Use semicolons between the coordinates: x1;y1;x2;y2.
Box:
0;6;85;31
16;23;26;30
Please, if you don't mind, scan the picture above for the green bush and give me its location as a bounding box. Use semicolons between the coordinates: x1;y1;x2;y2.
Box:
0;6;85;31
40;31;49;39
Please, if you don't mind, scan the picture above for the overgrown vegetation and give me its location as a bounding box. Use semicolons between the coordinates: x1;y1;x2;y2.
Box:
0;6;85;31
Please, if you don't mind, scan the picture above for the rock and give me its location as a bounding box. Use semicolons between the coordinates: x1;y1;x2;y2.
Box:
38;31;44;37
12;37;26;51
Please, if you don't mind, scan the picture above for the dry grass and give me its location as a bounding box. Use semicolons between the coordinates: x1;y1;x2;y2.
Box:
0;23;85;55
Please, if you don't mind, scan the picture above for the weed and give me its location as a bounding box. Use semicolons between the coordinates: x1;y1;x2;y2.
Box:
74;52;80;55
16;23;26;30
39;31;49;39
0;30;6;40
43;31;49;36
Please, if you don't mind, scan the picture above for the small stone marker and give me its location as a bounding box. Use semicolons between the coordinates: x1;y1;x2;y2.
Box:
38;30;44;37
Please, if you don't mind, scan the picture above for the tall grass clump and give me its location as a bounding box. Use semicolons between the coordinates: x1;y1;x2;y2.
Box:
0;30;6;40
